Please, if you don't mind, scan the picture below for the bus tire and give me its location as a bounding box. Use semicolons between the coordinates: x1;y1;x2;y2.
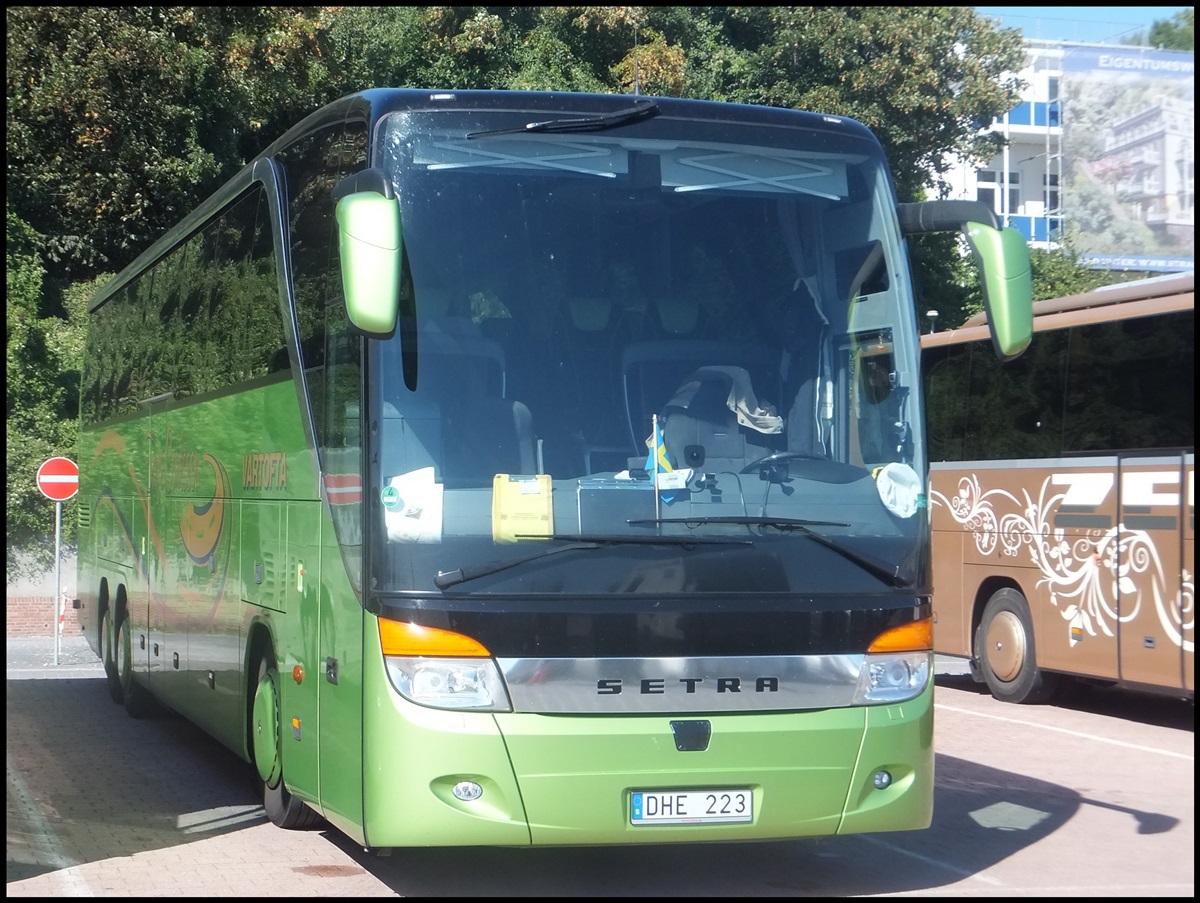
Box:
976;588;1059;704
253;655;322;830
116;611;155;718
101;607;123;704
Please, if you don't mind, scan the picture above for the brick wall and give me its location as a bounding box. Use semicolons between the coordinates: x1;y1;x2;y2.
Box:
6;596;84;638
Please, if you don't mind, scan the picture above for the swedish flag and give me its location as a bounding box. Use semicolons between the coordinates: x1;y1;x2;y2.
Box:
645;419;679;503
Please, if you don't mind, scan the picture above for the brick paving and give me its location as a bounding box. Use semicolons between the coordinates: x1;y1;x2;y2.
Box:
6;635;397;897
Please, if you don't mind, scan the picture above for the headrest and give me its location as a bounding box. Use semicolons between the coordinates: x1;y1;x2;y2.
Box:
654;295;698;335
568;296;612;332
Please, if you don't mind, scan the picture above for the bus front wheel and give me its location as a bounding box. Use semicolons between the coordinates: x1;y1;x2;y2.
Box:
976;588;1059;704
252;655;322;829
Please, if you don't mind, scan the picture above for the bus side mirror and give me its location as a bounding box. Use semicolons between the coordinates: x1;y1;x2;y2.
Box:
898;200;1032;361
333;168;401;338
962;222;1033;361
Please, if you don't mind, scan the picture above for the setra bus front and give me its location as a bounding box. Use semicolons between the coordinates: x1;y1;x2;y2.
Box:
322;90;1023;846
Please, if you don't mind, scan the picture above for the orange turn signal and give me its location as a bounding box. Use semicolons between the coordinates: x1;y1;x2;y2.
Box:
378;618;491;657
867;616;933;653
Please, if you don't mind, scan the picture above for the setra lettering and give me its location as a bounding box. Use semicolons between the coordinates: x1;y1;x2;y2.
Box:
597;677;780;694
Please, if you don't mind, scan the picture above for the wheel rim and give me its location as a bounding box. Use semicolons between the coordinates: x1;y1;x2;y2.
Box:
985;610;1027;682
102;611;117;670
117;619;132;687
252;667;283;788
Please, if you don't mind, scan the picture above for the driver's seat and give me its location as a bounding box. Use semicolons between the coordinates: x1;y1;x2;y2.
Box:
660;367;779;474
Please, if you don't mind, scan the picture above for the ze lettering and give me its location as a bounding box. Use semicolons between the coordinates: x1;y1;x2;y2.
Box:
1053;471;1183;510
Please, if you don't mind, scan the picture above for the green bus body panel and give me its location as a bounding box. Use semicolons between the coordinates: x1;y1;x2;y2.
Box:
362;614;532;846
362;616;933;846
78;378;318;756
265;501;321;808
78;373;371;844
308;533;366;844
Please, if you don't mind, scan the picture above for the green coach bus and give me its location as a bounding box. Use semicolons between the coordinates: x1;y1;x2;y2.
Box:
74;89;1032;848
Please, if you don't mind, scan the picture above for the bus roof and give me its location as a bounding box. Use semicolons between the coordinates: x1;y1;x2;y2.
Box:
923;270;1194;349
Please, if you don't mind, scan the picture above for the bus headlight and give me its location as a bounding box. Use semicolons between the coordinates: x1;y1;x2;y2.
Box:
853;652;931;704
384;657;512;711
378;618;512;711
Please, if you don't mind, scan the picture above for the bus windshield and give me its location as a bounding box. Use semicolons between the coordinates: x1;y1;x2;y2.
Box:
367;105;927;595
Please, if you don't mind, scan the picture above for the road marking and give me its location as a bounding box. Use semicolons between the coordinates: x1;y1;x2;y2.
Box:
6;751;96;897
856;833;1004;885
884;883;1195;897
935;703;1193;760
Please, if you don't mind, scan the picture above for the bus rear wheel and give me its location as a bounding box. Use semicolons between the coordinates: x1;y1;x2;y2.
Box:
101;607;122;704
252;655;322;830
976;588;1059;704
116;611;155;718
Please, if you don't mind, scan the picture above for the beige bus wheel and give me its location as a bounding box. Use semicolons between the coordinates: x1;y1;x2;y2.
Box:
976;588;1059;704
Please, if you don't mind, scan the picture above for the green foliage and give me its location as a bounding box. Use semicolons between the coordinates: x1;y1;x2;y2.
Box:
3;5;1093;572
6;207;84;577
724;7;1026;199
1139;10;1194;50
1028;242;1110;301
6;7;335;279
908;232;980;331
910;234;1121;331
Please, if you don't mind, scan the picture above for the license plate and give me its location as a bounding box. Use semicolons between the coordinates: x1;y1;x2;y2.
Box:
630;788;753;825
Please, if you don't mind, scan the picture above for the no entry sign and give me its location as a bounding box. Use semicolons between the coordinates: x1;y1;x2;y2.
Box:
36;456;79;502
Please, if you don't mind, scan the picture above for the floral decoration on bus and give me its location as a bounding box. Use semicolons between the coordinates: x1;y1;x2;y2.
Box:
931;473;1194;652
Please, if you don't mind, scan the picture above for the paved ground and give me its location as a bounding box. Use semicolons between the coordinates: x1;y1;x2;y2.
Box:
7;635;105;679
6;634;396;897
7;636;1191;897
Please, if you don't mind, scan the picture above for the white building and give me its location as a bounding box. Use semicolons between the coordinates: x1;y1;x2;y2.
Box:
942;38;1194;272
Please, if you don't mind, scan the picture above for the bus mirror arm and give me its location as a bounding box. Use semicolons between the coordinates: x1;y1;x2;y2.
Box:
897;200;999;234
332;167;395;202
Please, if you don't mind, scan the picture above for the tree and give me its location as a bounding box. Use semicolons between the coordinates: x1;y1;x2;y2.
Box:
3;6;1049;571
6;206;79;577
6;7;336;284
1126;9;1195;50
1147;10;1194;50
1028;240;1111;301
721;7;1026;199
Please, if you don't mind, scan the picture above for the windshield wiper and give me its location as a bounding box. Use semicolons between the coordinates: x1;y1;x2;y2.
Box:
434;531;748;590
629;517;913;588
631;516;849;529
467;100;659;138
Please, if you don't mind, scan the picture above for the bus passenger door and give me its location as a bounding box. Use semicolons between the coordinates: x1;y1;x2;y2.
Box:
1117;455;1190;692
283;498;321;805
1186;455;1195;696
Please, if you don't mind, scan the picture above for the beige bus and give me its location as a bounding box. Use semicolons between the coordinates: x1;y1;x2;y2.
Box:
922;271;1194;703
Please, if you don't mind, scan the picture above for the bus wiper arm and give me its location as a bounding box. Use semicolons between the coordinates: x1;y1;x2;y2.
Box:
467;100;659;138
629;517;913;588
631;516;849;529
434;532;747;590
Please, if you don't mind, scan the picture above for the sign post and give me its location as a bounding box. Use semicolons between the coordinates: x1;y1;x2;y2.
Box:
36;457;78;665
